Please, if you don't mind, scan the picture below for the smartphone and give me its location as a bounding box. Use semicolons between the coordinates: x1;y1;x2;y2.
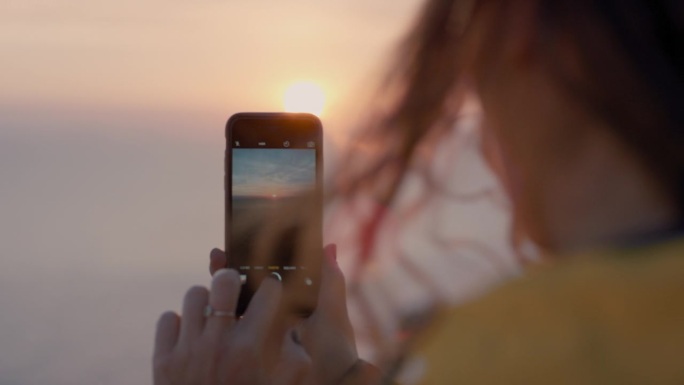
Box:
225;112;323;316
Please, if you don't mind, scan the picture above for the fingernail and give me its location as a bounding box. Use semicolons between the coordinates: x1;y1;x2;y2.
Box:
325;243;338;263
214;268;238;281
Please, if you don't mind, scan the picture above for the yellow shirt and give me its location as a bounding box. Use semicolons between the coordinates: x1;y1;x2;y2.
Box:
414;238;684;384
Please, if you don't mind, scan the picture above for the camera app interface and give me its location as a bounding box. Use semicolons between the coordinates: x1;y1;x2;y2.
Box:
231;144;316;287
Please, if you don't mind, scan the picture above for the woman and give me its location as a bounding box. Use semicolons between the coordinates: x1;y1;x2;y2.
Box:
153;0;684;384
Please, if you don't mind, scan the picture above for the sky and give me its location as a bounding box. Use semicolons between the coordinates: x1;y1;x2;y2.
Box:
232;149;315;198
0;1;421;384
1;0;420;129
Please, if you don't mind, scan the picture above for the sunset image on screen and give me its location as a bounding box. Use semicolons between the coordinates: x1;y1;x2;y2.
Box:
232;148;315;198
231;148;316;263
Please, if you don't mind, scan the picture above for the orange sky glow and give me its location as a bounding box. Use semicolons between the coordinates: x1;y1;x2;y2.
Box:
0;2;423;384
1;0;421;138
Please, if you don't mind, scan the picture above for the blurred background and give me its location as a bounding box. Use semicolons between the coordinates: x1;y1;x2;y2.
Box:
0;1;422;383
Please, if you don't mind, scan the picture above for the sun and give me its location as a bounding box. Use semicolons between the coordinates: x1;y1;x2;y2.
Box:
283;81;326;116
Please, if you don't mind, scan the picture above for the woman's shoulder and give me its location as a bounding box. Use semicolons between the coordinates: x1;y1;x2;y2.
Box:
411;238;684;385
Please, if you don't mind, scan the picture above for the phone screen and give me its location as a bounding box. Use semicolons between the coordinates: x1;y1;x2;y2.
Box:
226;113;322;316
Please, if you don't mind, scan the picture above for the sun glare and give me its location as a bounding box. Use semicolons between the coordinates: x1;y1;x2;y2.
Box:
283;81;326;116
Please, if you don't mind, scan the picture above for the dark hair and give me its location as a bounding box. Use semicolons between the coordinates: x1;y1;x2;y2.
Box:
334;0;684;266
537;0;684;206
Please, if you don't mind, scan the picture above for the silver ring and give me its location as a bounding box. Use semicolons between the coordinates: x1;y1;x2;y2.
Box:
204;305;236;318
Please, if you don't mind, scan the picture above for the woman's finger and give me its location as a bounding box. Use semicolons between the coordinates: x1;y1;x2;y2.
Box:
209;248;227;276
239;277;283;344
178;286;209;347
318;244;348;318
272;330;312;385
154;311;180;356
204;269;241;336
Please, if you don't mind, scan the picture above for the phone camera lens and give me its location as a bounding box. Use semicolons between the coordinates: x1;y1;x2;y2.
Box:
283;141;290;148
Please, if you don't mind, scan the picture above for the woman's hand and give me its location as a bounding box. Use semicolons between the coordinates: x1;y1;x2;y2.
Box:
153;269;311;385
209;244;359;385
